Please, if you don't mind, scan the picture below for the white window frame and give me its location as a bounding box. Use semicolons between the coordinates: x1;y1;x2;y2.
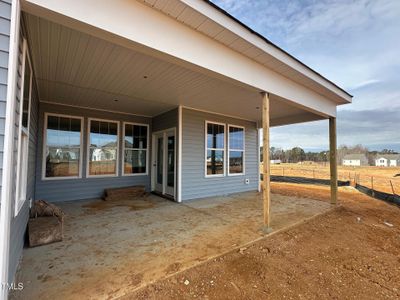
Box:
227;124;245;176
122;122;150;176
205;120;226;178
87;118;120;178
42;113;84;181
15;39;32;216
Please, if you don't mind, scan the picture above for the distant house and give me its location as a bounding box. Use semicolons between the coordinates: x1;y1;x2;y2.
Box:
375;154;400;167
270;159;282;164
342;154;368;166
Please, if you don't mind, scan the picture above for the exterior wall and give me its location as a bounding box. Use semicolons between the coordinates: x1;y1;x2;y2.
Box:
181;108;258;200
342;159;361;166
35;103;152;202
152;108;177;133
389;160;397;167
0;7;39;285
0;0;11;202
375;158;387;167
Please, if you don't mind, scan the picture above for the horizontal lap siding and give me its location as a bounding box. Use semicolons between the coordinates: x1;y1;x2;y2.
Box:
0;0;11;206
8;29;23;283
152;108;177;132
181;108;258;200
35;103;152;202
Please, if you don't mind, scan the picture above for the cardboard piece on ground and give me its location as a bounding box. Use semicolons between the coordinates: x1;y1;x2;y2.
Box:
28;216;63;247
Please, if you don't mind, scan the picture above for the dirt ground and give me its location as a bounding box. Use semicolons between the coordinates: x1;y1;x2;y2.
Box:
129;183;400;300
270;163;400;194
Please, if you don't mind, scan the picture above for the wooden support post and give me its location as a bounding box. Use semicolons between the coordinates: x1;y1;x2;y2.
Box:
262;92;271;229
371;176;375;197
390;180;396;195
329;117;338;205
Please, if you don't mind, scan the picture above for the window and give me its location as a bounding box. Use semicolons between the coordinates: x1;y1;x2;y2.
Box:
123;123;148;175
205;121;225;176
228;125;245;175
88;119;119;177
15;39;32;215
44;114;83;179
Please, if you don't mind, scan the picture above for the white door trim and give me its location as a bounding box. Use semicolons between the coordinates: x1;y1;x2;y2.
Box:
151;127;177;200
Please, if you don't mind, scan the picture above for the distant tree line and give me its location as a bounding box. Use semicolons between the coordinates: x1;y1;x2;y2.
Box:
260;144;399;164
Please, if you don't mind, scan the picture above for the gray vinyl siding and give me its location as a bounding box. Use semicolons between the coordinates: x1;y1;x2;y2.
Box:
8;24;40;283
35;103;152;202
1;14;39;283
0;0;12;283
0;0;11;208
152;108;178;132
181;108;258;200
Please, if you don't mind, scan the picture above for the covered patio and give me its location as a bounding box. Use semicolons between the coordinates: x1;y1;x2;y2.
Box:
12;191;330;299
0;1;351;298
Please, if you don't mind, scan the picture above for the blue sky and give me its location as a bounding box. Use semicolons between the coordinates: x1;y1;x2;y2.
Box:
211;0;400;151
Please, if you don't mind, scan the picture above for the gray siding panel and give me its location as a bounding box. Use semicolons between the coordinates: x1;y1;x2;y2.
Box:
181;108;258;200
35;103;152;202
152;108;178;132
8;27;37;283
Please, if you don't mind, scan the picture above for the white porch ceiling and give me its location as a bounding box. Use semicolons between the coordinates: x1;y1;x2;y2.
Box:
24;13;324;125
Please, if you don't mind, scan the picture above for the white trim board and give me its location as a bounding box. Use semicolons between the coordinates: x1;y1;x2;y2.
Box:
177;105;182;202
0;1;21;298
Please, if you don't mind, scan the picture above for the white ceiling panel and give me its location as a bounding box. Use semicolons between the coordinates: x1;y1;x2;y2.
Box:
24;12;322;125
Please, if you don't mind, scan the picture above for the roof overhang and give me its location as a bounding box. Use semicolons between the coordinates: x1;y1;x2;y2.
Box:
140;0;352;105
21;0;351;125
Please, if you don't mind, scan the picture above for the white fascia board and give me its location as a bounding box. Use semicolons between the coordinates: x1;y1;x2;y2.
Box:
23;0;337;117
180;0;352;104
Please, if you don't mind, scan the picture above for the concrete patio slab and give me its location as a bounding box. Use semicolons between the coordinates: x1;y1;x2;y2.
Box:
12;191;331;300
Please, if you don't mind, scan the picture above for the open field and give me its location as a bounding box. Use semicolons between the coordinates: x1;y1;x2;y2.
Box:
270;163;400;195
129;183;400;299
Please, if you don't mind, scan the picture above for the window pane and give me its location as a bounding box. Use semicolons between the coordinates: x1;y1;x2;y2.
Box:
90;120;118;148
167;136;175;187
229;151;243;174
207;150;224;175
47;117;81;148
22;61;31;129
207;123;224;149
124;124;134;148
45;115;82;178
46;147;80;177
124;124;147;149
229;127;244;150
88;148;117;175
124;149;147;174
157;137;163;184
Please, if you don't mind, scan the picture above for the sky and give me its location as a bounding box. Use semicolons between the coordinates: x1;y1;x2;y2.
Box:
210;0;400;152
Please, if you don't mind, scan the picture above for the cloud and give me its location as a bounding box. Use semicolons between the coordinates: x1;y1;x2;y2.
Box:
211;0;400;150
349;79;382;90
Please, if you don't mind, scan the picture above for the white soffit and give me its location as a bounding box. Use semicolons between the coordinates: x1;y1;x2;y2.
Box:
24;13;323;126
138;0;353;105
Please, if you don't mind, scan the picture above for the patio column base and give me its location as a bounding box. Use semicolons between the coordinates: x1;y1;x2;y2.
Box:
261;226;273;234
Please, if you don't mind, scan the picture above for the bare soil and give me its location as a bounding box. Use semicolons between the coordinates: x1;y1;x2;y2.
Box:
270;163;400;194
128;183;400;300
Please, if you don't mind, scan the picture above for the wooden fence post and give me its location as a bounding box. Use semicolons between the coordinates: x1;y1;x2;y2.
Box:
390;180;396;195
371;176;374;196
